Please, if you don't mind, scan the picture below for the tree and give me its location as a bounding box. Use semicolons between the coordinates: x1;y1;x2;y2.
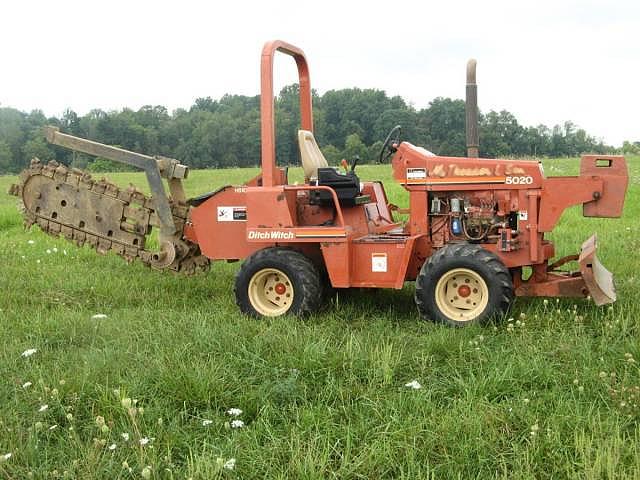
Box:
343;133;367;162
0;84;617;174
321;145;341;165
417;97;466;156
22;137;54;163
621;141;640;155
0;140;12;172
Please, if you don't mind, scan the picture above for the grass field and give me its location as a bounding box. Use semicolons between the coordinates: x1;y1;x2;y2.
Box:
0;157;639;479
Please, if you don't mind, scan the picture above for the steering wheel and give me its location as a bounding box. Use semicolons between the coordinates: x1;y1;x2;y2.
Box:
379;125;402;163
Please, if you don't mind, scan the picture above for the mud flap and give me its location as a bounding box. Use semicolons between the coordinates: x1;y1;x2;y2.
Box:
579;234;616;305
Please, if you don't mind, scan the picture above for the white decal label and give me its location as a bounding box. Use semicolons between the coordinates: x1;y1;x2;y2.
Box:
217;206;247;222
518;210;528;221
506;175;534;185
248;230;294;240
407;168;427;180
372;253;388;273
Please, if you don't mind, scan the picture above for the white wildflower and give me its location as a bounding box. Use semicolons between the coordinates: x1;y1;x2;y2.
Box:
230;419;245;429
1;453;11;462
226;408;243;417
52;247;58;253
21;349;37;358
404;380;422;390
108;443;116;451
38;404;48;412
139;437;150;446
91;314;108;320
22;381;32;389
202;420;213;426
28;240;35;245
223;458;236;470
46;249;52;254
121;432;130;441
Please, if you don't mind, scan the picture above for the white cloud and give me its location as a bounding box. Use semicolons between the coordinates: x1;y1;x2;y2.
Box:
0;0;637;145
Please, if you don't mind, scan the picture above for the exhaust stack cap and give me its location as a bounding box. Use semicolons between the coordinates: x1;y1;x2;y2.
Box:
466;59;477;84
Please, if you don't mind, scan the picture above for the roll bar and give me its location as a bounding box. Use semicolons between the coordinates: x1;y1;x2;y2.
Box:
260;40;313;187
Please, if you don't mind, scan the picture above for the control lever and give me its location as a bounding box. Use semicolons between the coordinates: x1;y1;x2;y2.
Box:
351;155;360;172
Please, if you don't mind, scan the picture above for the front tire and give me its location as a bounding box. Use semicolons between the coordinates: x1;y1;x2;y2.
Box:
235;248;322;318
415;243;514;327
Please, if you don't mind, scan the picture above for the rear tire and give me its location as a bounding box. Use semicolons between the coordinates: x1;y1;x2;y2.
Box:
415;243;514;327
235;248;322;318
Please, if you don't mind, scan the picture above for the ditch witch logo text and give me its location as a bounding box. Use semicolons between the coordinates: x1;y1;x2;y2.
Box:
248;230;295;240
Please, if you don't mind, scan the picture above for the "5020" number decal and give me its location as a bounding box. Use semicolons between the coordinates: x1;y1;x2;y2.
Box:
505;175;534;185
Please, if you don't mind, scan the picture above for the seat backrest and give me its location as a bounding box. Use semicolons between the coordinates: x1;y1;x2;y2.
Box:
298;130;328;179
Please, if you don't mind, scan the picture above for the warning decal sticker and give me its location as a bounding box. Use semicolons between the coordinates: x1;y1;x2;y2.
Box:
372;253;388;273
217;206;247;222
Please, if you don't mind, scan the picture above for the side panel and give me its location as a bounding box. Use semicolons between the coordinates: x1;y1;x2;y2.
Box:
246;187;296;228
350;238;416;288
322;237;420;289
190;186;271;260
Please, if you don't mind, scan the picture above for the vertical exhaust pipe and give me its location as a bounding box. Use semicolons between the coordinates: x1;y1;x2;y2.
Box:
465;59;479;158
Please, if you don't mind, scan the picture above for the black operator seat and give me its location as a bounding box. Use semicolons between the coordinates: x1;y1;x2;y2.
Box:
298;130;369;207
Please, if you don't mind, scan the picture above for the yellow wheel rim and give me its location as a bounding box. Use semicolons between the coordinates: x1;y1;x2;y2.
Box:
248;268;294;316
435;268;489;322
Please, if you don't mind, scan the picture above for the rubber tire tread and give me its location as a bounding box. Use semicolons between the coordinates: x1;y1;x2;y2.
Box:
415;243;514;327
234;247;322;317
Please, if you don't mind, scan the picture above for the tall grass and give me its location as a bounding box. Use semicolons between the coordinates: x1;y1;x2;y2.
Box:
0;156;638;478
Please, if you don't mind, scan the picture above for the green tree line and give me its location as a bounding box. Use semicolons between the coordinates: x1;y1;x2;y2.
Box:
0;84;632;174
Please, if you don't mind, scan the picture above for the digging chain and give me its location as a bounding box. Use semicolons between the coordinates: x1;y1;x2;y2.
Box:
9;159;209;275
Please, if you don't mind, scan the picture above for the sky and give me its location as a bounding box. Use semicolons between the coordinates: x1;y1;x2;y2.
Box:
0;0;638;146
